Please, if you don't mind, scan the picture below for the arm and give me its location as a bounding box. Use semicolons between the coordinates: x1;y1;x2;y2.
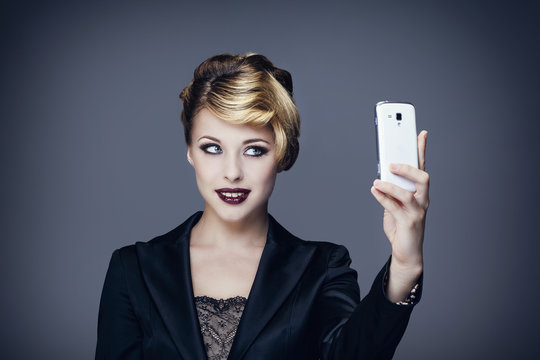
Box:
317;245;422;360
319;131;429;359
95;249;143;360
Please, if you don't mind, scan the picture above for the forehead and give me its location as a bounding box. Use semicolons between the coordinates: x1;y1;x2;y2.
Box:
192;108;274;142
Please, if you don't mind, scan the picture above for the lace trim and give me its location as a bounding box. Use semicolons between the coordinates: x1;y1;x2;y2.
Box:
395;282;419;305
194;295;247;310
383;273;420;305
194;295;247;360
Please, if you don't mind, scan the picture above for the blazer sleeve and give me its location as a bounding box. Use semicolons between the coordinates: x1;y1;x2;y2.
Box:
317;245;422;360
95;249;143;360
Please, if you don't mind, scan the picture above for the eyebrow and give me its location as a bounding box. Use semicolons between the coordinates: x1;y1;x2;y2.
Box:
197;136;271;145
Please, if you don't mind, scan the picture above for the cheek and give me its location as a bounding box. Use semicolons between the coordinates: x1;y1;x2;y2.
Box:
191;156;217;186
251;160;277;191
196;166;216;183
263;165;277;184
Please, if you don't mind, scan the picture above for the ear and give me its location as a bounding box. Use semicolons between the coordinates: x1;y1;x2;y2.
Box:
187;148;194;166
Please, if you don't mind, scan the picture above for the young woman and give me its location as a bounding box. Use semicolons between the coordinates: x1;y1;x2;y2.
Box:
96;53;429;359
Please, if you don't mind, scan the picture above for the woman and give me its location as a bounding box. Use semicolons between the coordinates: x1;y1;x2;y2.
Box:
96;53;429;359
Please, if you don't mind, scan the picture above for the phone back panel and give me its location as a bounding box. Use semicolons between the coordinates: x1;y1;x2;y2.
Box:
375;102;418;192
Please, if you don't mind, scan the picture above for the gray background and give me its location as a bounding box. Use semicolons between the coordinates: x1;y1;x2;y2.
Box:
2;0;539;358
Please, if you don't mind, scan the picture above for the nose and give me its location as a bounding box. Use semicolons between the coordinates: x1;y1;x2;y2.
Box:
223;154;243;182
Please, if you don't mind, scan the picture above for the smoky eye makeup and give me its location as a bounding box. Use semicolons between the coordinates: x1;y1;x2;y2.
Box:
244;146;269;157
198;143;270;157
199;143;222;154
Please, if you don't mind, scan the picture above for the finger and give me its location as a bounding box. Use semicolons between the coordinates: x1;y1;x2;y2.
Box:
373;179;421;213
389;164;429;190
370;185;403;216
388;164;430;207
418;130;427;171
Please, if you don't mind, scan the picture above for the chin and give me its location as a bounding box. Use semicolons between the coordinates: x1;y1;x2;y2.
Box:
206;199;266;224
216;206;258;223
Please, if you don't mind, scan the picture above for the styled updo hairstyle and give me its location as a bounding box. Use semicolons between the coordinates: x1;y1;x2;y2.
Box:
179;53;300;172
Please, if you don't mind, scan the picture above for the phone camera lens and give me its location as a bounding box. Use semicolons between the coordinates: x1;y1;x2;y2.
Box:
396;113;402;120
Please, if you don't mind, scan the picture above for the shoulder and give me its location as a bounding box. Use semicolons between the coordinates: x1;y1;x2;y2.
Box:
111;225;180;262
144;211;203;246
108;213;198;269
268;214;353;267
299;240;355;274
302;239;351;261
117;211;203;252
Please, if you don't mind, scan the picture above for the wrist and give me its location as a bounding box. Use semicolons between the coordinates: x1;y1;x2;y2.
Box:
388;256;423;290
391;251;423;274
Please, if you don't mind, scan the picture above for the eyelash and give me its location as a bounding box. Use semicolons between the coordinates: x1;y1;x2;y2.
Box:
244;146;268;157
199;143;268;157
200;143;222;154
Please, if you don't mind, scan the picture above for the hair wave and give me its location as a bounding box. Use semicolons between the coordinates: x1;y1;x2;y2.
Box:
179;53;300;172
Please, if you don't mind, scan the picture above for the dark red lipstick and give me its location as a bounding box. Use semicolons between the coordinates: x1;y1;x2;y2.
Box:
215;188;251;205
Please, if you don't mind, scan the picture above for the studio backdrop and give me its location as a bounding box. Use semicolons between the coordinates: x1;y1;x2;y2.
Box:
1;0;539;359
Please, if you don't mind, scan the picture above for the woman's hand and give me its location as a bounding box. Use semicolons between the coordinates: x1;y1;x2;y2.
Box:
370;130;429;302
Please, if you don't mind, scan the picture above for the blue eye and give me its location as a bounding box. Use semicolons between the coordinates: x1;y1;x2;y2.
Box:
200;144;222;154
244;146;268;157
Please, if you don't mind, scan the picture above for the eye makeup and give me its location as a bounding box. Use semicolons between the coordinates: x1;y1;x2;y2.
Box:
200;143;222;154
199;143;269;157
244;146;269;157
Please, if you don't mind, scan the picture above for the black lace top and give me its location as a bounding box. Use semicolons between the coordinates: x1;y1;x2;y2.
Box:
194;280;419;360
194;295;247;360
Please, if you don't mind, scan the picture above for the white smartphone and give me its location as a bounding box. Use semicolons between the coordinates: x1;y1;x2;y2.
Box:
375;101;418;192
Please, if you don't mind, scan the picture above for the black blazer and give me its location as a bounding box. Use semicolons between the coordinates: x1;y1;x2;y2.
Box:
96;212;421;359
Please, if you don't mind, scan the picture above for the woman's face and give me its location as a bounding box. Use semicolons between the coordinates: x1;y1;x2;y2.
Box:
187;108;278;223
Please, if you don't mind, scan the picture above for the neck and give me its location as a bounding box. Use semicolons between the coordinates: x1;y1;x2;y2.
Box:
191;207;269;249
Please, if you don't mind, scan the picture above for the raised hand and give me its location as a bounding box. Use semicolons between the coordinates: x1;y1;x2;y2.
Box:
370;130;429;302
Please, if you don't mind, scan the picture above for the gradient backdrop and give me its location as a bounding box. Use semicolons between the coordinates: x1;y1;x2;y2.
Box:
2;0;539;358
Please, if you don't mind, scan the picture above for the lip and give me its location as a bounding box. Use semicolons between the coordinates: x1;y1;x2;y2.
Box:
215;188;251;205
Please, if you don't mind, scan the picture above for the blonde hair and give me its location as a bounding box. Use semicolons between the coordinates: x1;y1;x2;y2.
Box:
179;53;300;172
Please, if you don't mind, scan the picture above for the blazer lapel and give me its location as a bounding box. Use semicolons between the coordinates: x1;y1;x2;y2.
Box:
228;215;316;360
136;212;315;360
136;212;206;360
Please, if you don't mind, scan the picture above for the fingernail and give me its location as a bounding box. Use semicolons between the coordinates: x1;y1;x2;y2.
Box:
374;179;382;187
390;164;399;171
